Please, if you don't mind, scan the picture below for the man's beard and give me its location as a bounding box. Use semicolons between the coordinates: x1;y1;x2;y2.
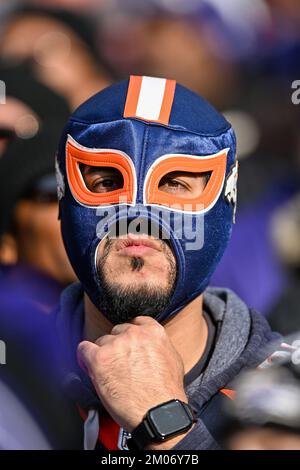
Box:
96;240;177;324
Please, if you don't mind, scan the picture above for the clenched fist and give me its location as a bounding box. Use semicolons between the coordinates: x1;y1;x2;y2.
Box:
77;316;188;434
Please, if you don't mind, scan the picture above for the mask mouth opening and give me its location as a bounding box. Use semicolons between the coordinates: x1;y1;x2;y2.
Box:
93;211;183;309
95;216;177;274
92;213;181;323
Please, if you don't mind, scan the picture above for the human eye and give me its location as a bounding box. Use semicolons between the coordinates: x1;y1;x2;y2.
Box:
159;175;190;194
80;165;124;193
91;176;122;193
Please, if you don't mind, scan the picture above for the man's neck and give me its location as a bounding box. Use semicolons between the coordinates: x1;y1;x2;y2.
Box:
84;294;208;375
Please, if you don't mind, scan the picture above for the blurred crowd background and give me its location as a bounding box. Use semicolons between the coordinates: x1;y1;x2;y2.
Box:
0;0;300;450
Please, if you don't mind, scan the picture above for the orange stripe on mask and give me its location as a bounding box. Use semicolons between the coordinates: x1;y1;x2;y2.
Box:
158;78;176;125
123;75;143;120
124;75;176;125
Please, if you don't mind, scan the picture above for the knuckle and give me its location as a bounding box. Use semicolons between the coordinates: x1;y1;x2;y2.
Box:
123;324;137;339
95;337;104;347
150;321;165;336
110;325;120;335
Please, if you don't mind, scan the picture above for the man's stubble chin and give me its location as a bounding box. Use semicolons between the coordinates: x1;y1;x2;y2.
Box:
96;246;177;325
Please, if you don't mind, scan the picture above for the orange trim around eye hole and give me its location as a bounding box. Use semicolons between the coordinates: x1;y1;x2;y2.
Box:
123;75;142;119
145;151;228;212
66;137;135;206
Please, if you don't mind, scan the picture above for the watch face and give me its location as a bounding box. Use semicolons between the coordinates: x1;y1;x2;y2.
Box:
148;400;192;438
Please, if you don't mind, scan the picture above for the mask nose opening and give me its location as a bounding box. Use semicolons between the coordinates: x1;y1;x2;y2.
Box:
104;214;169;242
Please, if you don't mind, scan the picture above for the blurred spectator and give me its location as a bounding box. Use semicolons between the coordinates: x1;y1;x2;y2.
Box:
0;290;82;448
0;379;51;449
211;75;300;315
222;336;300;450
0;63;83;449
0;5;113;449
268;190;300;334
0;62;76;312
0;5;112;109
99;7;240;109
22;0;102;13
133;16;238;109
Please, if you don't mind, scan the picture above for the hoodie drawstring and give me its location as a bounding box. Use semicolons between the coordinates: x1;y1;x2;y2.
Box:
84;409;99;450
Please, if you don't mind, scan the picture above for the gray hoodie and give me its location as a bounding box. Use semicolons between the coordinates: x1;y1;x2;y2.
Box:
56;284;279;450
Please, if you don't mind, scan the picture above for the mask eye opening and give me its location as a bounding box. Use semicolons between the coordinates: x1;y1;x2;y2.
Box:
158;170;212;196
144;152;227;212
79;163;125;194
66;138;136;207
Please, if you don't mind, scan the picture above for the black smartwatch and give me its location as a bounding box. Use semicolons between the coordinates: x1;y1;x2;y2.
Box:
127;399;194;450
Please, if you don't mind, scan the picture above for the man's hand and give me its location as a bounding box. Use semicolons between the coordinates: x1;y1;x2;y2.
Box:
77;316;188;434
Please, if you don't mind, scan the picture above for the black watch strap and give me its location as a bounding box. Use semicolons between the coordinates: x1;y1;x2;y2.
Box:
127;420;156;451
127;400;194;451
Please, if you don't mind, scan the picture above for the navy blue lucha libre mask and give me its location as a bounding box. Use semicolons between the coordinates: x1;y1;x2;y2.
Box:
56;76;238;323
